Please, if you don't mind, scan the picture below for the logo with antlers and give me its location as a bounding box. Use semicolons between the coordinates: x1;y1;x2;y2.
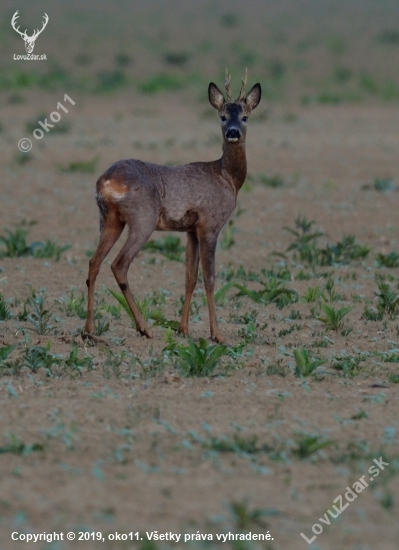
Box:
11;11;49;54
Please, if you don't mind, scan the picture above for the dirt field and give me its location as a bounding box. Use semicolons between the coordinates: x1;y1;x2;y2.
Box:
1;1;399;549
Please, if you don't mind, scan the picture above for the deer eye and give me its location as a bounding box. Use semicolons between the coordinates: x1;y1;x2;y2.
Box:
220;115;227;122
242;116;248;122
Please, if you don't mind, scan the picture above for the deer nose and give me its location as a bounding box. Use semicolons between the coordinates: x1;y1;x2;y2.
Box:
226;127;241;141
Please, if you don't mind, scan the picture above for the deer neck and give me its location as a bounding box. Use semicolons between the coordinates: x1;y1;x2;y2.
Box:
220;141;247;195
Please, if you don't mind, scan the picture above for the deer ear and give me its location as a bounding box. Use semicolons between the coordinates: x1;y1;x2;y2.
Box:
245;83;261;111
208;83;225;111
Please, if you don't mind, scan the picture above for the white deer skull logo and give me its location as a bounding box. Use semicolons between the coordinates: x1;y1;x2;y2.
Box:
11;11;49;54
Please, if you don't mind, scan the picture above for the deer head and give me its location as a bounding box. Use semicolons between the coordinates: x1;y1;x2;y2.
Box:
208;69;261;143
11;11;49;53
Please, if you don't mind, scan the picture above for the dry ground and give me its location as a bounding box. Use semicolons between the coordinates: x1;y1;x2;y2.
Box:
1;1;399;549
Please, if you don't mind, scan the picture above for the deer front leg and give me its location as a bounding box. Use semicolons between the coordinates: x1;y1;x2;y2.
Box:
199;231;225;344
179;231;199;336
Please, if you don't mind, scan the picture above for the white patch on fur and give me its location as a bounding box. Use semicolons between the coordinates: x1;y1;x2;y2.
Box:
102;179;127;200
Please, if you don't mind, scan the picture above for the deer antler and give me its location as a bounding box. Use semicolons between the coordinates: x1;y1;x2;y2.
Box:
225;68;233;102
11;11;27;38
30;13;49;40
237;68;248;101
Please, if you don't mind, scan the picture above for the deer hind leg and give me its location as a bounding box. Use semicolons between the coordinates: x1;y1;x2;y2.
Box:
83;215;125;336
179;231;200;336
198;230;225;344
111;220;156;339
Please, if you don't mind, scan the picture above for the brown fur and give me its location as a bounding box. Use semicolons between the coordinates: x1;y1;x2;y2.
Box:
83;76;261;344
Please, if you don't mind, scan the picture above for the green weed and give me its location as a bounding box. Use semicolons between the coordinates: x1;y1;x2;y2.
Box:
362;305;383;321
294;349;324;376
25;112;70;134
258;173;285;188
143;235;185;261
59;157;98;174
332;353;365;377
26;292;55;335
227;499;277;531
0;294;12;320
220;219;237;250
64;345;94;375
138;73;185;94
61;289;86;319
284;217;369;266
376;251;399;268
94;315;110;337
163;51;189;66
166;337;227;377
320;304;352;331
0;433;44;455
376;280;399;317
22;344;61;375
96;70;128;93
292;432;333;459
0;222;70;260
0;345;16;363
303;285;323;302
234;279;298;308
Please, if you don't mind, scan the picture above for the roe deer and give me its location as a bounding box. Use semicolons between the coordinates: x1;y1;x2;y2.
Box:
83;70;261;344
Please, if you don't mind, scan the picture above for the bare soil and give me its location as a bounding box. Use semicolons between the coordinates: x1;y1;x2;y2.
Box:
1;1;399;549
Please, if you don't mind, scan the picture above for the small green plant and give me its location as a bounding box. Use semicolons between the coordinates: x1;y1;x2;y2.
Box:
0;222;69;260
351;409;369;420
166;337;227;377
25;292;55;335
0;433;44;455
373;178;396;192
108;288;179;330
284;215;324;265
220;219;237;250
163;51;189;66
138;73;185;94
143;235;185;261
0;344;16;363
320;304;352;331
258;173;285;188
293;348;324;376
283;217;369;267
94;315;110;336
59;157;98;174
292;432;333;459
278;323;300;337
234;279;298;308
61;289;86;319
96;70;128;93
203;433;262;454
362;305;383;321
303;285;323;302
332;353;364;377
22;344;60;375
376;280;399;317
0;294;12;320
64;345;93;375
227;499;275;530
376;251;399;268
26;112;70;134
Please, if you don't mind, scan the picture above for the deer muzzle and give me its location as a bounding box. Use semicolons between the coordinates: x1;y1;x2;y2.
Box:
225;127;241;142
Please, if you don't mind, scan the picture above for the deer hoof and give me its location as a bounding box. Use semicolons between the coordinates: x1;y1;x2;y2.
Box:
81;332;109;346
211;333;226;345
137;327;153;339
